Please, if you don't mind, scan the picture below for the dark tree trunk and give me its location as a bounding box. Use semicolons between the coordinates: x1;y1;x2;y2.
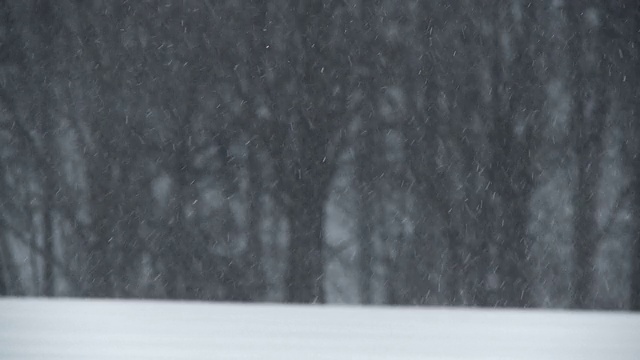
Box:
38;77;56;298
86;160;116;298
282;115;333;302
631;165;640;311
42;172;55;296
282;112;332;304
482;2;545;307
566;1;606;309
283;0;343;303
351;2;382;304
354;123;375;303
281;115;333;304
244;146;265;300
445;224;465;305
633;241;640;310
486;100;533;307
285;190;326;303
32;0;58;297
353;63;378;305
0;232;8;295
627;1;640;312
356;159;375;304
571;145;600;309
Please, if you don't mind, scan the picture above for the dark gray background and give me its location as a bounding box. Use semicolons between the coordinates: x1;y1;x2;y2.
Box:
0;0;638;310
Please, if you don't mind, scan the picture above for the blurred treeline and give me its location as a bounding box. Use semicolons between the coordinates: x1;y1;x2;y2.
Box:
0;0;638;309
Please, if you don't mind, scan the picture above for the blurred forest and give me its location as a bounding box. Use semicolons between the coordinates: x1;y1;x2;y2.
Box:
0;0;639;309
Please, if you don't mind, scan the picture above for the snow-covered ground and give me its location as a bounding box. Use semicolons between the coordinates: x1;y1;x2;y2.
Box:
1;298;639;359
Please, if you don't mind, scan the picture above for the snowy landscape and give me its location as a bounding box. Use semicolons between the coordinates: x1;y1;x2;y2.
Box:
1;6;640;360
2;298;640;359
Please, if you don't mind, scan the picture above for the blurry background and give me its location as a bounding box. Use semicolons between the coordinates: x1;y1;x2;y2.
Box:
0;0;638;309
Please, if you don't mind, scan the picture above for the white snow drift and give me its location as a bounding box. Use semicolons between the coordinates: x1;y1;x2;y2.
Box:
1;298;639;359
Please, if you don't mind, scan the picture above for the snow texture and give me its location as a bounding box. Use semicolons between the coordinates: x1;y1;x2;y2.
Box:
1;298;639;359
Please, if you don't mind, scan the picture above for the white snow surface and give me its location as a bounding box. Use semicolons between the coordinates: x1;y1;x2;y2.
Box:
1;298;639;359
